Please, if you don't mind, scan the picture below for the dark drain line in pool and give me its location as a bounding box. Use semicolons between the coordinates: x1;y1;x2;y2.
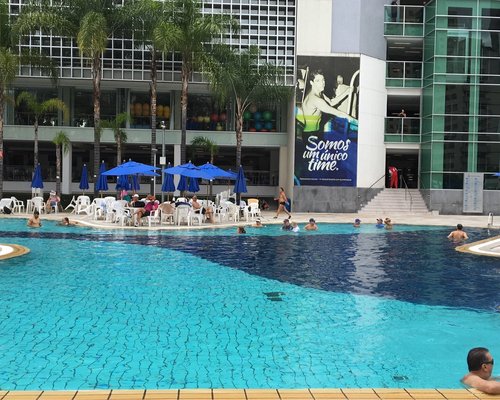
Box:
264;292;285;301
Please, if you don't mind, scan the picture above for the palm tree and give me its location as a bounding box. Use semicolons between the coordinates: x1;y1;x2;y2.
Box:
120;0;170;194
207;45;292;168
16;91;68;169
101;112;129;166
14;0;125;195
153;0;237;165
52;131;70;195
191;136;218;198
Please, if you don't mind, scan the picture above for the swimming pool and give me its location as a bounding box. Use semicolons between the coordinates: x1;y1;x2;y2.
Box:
0;219;498;390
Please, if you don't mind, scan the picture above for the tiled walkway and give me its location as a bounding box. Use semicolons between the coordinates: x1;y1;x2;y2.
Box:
0;389;498;400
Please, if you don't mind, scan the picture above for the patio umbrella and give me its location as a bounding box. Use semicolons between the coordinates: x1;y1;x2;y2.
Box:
165;162;214;180
31;164;44;195
177;175;188;192
198;162;237;180
95;161;109;192
188;177;200;193
79;164;89;193
102;160;159;177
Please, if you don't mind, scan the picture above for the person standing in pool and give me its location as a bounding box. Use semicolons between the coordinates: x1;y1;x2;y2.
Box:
448;224;468;241
462;347;500;394
27;210;41;227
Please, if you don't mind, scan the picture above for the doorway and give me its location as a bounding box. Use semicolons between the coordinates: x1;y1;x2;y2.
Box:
386;152;419;188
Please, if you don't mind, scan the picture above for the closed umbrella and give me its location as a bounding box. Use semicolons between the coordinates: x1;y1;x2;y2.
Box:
162;172;175;193
115;174;129;191
79;164;89;193
31;164;44;196
233;165;248;206
233;165;248;194
188;177;200;193
177;175;188;192
131;175;140;191
95;161;109;192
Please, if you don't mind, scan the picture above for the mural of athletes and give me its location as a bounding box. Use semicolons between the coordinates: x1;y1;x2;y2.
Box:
295;56;360;187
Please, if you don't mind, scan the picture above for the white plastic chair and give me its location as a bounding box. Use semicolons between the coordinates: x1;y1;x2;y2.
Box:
75;195;92;215
189;208;204;225
159;202;175;225
64;196;77;213
31;196;45;214
175;205;191;226
147;209;161;227
225;201;240;222
10;197;25;213
0;198;14;213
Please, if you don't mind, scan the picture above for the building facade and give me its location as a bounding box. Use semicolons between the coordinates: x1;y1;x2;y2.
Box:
2;0;499;214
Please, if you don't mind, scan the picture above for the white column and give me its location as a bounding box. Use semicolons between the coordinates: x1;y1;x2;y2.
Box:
62;142;72;195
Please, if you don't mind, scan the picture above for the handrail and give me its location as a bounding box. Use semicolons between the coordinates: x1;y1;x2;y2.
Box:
368;174;387;190
401;175;413;212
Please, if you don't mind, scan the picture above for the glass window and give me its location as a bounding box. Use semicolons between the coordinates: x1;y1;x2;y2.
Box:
447;7;472;29
477;143;500;173
479;85;500;116
74;90;116;127
14;88;60;126
242;103;279;132
443;142;468;172
445;85;470;115
130;92;171;129
186;94;228;131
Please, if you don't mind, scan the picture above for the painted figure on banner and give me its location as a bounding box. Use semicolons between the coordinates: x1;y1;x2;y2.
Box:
294;56;360;188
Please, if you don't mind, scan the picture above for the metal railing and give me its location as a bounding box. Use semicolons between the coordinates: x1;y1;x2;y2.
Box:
385;117;421;142
386;61;423;87
401;175;413;212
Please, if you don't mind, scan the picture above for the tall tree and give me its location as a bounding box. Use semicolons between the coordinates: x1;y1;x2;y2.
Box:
207;45;292;168
121;0;170;194
16;91;68;168
153;0;237;165
101;112;129;167
52;130;70;195
14;0;125;195
191;136;218;198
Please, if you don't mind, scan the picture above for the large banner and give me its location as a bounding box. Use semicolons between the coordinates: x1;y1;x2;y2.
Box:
295;56;360;187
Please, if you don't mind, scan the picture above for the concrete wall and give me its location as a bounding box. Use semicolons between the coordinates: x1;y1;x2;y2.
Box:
293;187;382;213
421;189;500;215
297;0;333;55
331;0;388;60
357;55;387;188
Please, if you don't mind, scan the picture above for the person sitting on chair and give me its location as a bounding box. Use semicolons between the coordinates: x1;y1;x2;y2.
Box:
45;191;60;213
192;195;214;223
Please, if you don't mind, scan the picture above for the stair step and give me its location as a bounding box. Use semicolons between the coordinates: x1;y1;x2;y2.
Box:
359;188;429;214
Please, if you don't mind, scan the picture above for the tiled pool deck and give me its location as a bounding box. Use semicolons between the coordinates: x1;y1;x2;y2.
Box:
0;389;498;400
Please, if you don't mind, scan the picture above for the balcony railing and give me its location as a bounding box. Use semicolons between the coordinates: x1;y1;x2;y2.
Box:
386;61;423;88
385;117;421;143
384;5;424;37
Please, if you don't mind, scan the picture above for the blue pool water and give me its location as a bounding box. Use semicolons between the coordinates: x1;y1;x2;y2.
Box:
0;219;498;390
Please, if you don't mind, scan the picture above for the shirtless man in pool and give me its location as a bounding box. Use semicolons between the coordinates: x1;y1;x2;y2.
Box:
462;347;500;394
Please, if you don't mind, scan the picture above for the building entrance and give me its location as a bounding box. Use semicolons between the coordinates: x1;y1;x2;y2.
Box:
386;152;419;188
